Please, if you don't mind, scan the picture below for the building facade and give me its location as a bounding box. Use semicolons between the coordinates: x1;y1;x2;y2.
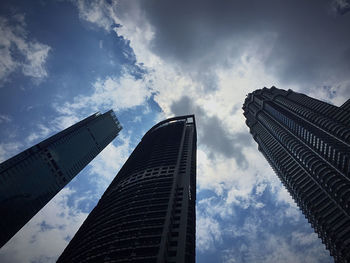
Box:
243;87;350;262
0;110;122;248
58;115;196;263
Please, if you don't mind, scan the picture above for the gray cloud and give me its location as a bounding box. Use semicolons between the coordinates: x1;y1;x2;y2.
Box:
332;0;350;14
118;0;350;96
170;96;252;168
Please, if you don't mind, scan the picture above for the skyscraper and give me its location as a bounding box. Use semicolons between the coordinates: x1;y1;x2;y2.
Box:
0;110;122;248
58;115;196;263
243;87;350;263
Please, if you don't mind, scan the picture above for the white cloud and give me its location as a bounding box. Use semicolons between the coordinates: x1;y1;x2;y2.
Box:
198;196;234;221
196;215;222;252
223;214;330;263
0;142;23;162
254;233;329;263
75;0;118;31
0;114;11;124
274;184;302;223
291;232;320;246
26;124;53;144
54;71;151;128
51;114;81;131
22;42;51;79
196;145;278;206
88;134;132;193
0;15;50;84
0;187;88;263
244;235;324;263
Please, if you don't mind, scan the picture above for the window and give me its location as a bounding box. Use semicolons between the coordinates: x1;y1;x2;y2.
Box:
170;241;178;246
168;251;177;257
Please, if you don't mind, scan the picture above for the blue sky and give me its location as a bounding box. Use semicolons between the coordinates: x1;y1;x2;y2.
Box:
0;0;349;262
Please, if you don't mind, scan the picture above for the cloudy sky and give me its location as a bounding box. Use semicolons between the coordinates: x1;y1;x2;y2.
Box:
1;0;350;262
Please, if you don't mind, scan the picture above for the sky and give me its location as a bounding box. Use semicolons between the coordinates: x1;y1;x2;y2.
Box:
0;0;349;262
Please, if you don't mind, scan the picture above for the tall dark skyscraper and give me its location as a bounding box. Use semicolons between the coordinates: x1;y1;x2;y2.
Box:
58;115;196;263
0;110;122;248
243;87;350;263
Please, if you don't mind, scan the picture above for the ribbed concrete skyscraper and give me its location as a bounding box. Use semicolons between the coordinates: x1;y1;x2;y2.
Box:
58;115;196;263
0;110;122;248
243;87;350;263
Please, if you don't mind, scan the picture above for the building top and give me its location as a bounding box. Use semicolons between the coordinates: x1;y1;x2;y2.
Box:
0;110;122;174
143;114;196;139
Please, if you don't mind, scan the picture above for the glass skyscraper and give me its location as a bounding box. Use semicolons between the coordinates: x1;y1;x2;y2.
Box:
0;110;122;248
243;87;350;262
58;115;196;263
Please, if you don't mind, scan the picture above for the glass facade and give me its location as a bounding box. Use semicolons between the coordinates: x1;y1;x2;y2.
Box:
57;115;196;263
243;87;350;263
0;110;122;248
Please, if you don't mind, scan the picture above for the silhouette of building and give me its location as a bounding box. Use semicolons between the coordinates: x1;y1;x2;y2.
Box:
0;110;122;248
243;87;350;263
58;115;196;263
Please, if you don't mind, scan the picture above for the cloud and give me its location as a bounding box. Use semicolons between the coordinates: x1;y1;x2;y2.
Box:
21;42;51;79
0;114;11;124
196;215;222;252
134;0;350;97
196;142;280;200
170;96;252;167
221;232;330;263
221;204;331;263
0;187;88;263
332;0;350;14
0;142;23;162
0;14;50;84
88;134;132;193
54;70;151;129
198;196;234;221
75;0;350;108
26;124;53;144
75;0;119;31
291;232;320;247
196;184;331;261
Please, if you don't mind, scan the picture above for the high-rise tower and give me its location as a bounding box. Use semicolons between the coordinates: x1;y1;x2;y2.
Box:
243;87;350;263
0;110;122;248
58;115;196;263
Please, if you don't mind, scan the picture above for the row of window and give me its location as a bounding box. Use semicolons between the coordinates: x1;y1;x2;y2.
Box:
276;96;350;144
258;112;350;209
264;100;349;176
